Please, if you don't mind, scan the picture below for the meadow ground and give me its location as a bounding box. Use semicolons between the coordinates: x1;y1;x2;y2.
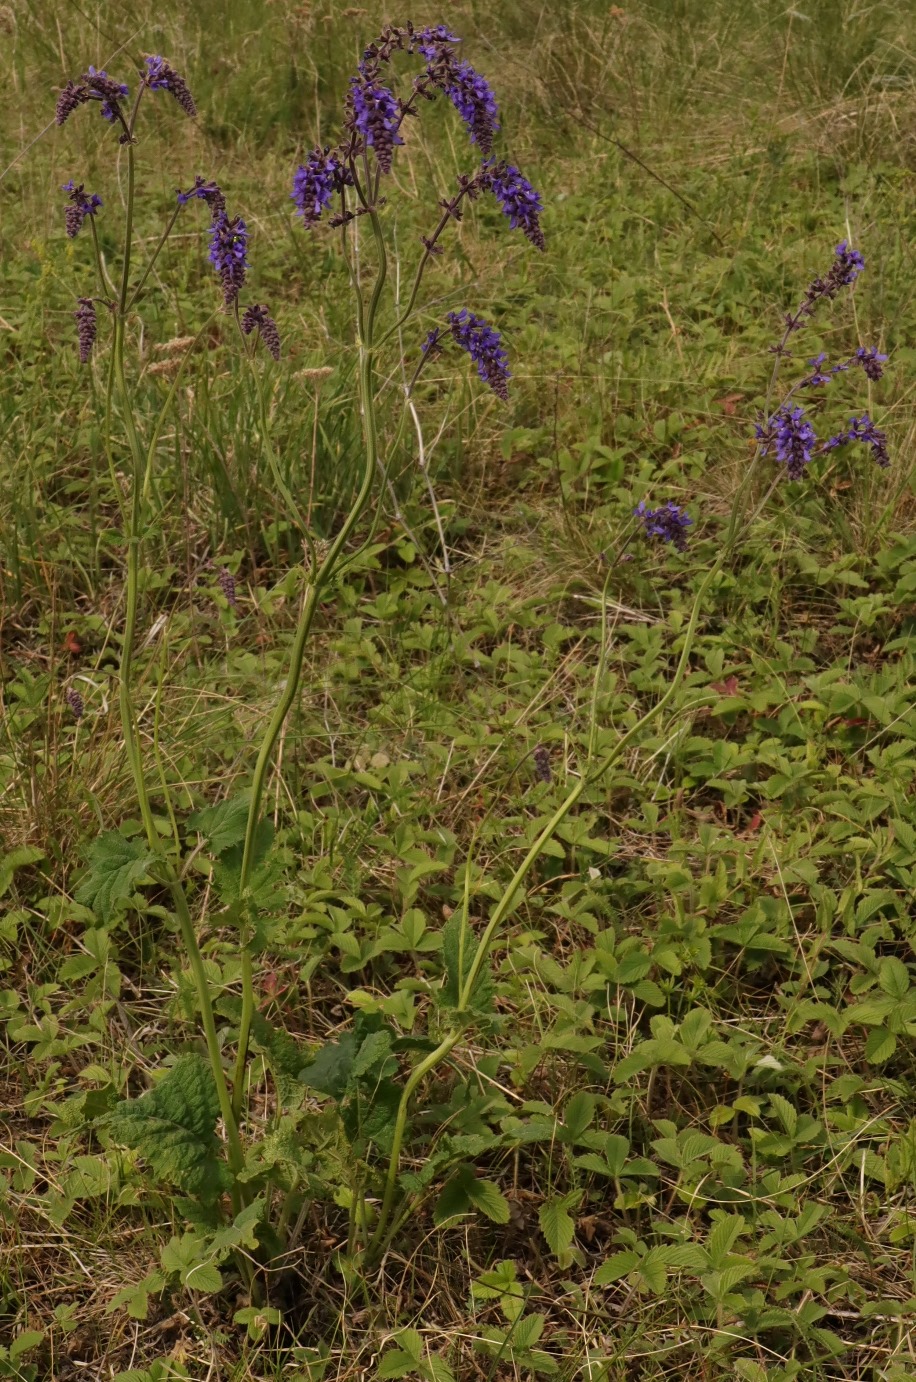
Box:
2;1;916;1378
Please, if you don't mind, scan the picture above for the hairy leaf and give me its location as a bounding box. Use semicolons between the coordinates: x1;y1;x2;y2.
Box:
104;1055;229;1202
75;831;154;924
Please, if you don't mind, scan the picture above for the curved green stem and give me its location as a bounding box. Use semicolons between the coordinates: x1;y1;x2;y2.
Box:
230;174;388;1120
364;556;723;1262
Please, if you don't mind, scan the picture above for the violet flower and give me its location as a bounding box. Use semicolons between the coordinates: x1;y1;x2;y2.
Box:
65;687;85;720
828;413;890;468
441;59;499;155
349;79;404;174
144;55;197;117
634;500;693;551
412;24;460;58
854;345;887;381
208;213;249;308
292;148;351;228
177;176;226;218
56;66;129;127
758;406;818;480
446;309;510;400
481;159;545;250
62;181;102;238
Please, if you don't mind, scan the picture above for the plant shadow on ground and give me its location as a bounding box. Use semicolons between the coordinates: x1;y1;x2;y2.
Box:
2;1;916;1379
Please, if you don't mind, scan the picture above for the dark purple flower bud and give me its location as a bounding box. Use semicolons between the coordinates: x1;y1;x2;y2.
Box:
421;327;443;355
177;176;226;218
446;309;510;400
62;181;102;238
241;304;281;361
480;159;545;251
84;66;130;123
634;500;693;551
533;744;551;783
217;566;238;607
758;405;817;480
65;687;85;720
348;79;404;174
441;60;499;155
74;297;97;364
291;148;352;228
56;67;128;126
854;345;887;381
143;55;197;116
55;80;90;125
208;212;249;308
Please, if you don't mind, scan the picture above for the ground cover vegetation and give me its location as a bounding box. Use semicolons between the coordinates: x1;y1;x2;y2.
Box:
1;0;916;1378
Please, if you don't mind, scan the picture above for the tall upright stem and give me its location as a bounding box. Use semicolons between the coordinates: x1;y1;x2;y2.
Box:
230;173;387;1119
110;146;244;1184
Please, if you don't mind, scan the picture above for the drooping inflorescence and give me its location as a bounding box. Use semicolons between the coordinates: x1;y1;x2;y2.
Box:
445;309;511;400
74;298;97;364
347;78;404;174
177;176;227;217
480;159;545;250
753;240;889;482
62;181;102;238
208;213;249;308
55;66;129;130
143;55;197;117
241;305;281;361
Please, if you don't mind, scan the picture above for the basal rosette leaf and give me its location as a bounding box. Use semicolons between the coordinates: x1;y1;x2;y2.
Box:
102;1054;230;1203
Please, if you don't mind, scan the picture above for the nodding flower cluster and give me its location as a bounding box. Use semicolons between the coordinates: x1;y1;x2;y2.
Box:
62;181;101;238
143;55;197;117
753;241;890;482
56;66;129;130
290;22;546;402
423;311;511;401
633;500;693;552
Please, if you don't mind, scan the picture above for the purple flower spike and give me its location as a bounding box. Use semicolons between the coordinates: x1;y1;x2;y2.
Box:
74;298;97;364
854;345;888;381
55;81;91;126
144;55;197;117
634;500;693;551
481;159;545;251
831;240;865;287
241;304;281;361
447;309;510;400
62;181;102;238
349;79;404;174
292;148;351;228
442;60;499;155
56;67;129;127
65;687;85;719
177;176;226;218
208;213;249;308
759;405;817;479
